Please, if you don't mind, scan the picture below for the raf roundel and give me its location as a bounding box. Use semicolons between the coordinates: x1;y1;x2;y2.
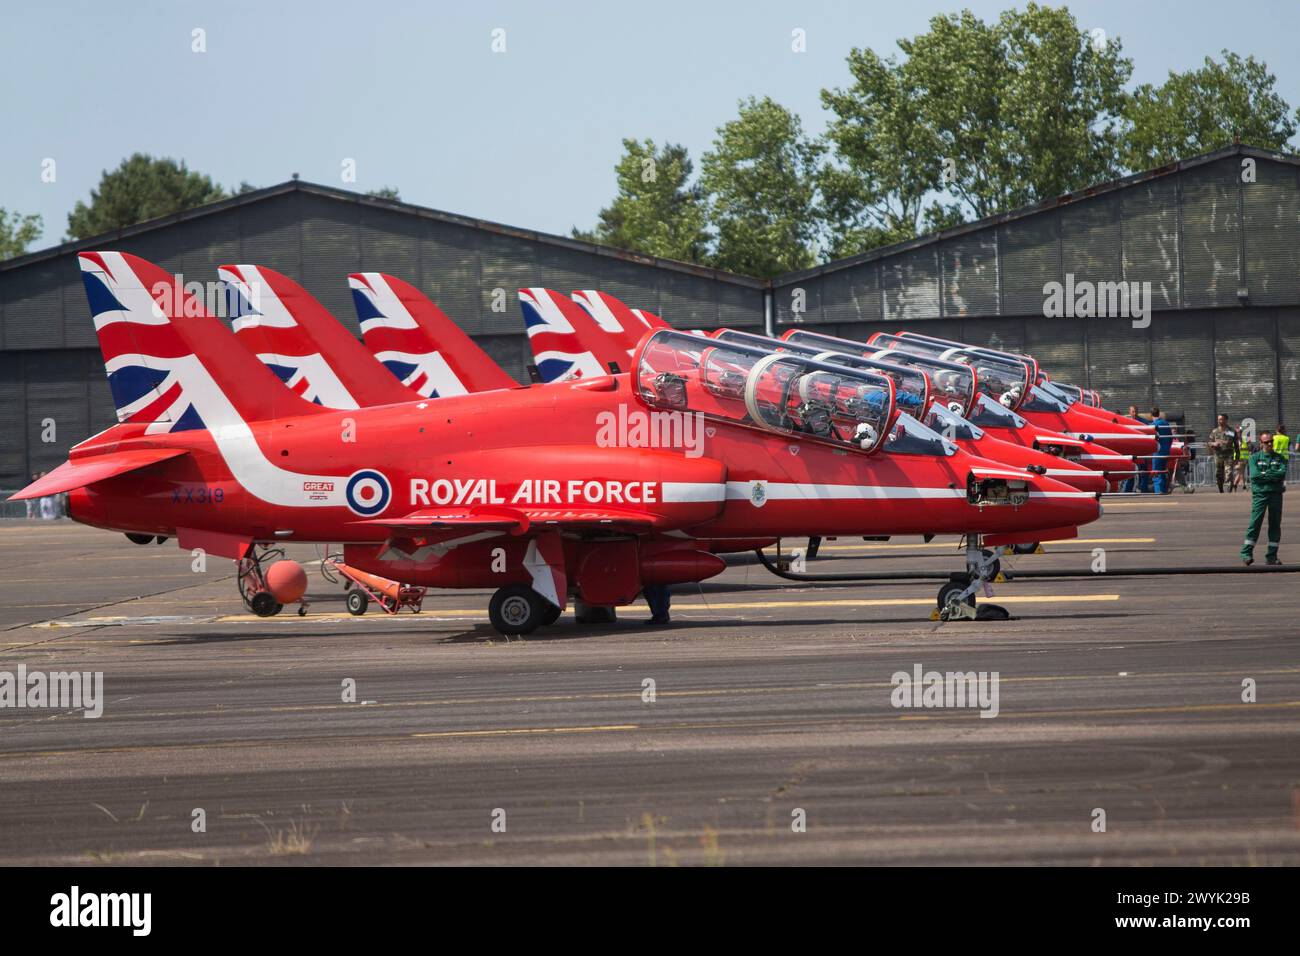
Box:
345;469;391;516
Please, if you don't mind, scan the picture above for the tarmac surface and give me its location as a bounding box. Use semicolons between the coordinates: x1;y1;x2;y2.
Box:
1;490;1298;866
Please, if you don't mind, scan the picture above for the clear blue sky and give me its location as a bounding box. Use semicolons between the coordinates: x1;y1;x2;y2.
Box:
4;0;1299;250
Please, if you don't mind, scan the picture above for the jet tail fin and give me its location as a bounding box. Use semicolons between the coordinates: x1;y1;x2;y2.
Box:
571;290;670;354
79;251;327;432
349;273;518;396
221;264;415;408
519;287;628;382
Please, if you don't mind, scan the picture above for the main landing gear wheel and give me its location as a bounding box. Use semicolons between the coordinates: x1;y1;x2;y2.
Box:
574;599;617;625
489;585;549;635
346;590;369;616
250;592;283;618
1011;542;1038;555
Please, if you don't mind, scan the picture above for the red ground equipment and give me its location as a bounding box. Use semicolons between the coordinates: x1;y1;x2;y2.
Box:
322;554;427;615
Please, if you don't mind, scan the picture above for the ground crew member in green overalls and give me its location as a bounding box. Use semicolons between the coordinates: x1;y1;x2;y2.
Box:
1241;429;1287;566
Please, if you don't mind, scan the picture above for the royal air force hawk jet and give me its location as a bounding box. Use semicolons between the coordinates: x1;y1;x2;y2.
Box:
533;291;1136;487
10;254;1100;632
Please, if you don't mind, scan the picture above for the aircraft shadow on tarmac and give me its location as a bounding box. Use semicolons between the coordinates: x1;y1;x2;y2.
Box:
138;609;1135;647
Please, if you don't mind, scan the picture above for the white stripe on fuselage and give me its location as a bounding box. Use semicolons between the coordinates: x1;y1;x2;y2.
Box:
158;355;349;507
664;481;1093;505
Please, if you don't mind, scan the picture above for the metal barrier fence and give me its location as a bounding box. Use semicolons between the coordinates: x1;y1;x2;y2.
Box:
1169;446;1300;490
0;491;66;520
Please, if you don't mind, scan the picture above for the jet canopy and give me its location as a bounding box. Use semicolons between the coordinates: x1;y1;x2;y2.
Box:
1019;383;1071;414
896;330;1040;389
636;329;897;454
925;401;984;442
968;392;1028;430
780;329;977;419
1041;379;1080;404
712;328;930;419
880;412;959;457
869;332;1030;412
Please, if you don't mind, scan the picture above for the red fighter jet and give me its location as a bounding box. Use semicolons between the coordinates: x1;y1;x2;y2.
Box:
540;294;1134;484
10;252;1100;634
776;328;1136;485
708;329;1107;494
874;331;1158;459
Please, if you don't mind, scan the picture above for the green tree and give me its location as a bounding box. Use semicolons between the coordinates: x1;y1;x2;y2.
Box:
992;4;1131;204
66;153;229;240
573;139;708;263
699;97;824;277
367;186;401;200
820;45;950;259
821;4;1131;256
1122;51;1299;169
0;208;43;261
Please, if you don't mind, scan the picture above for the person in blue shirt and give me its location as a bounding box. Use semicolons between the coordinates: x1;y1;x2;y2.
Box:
1148;406;1174;495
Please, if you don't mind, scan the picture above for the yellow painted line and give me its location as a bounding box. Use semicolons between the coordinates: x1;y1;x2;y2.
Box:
812;537;1153;552
896;700;1300;721
667;594;1118;610
1099;500;1180;507
202;592;1121;624
410;724;638;739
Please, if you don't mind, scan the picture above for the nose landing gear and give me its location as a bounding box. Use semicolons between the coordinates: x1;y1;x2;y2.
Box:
936;536;1010;621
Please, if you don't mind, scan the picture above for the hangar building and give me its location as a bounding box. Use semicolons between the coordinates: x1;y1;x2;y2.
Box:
2;144;1298;486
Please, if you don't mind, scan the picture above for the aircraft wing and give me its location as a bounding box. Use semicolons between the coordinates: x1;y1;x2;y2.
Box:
364;505;659;535
8;448;190;500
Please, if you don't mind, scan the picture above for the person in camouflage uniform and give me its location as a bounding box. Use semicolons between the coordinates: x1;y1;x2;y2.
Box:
1208;414;1239;493
1241;429;1288;566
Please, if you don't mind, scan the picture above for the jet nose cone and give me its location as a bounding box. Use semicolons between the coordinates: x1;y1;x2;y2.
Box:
1058;468;1108;494
1032;473;1102;527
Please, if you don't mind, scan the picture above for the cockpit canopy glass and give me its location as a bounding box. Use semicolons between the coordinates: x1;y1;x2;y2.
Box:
636;329;897;454
712;327;934;437
870;333;1029;411
783;329;973;418
925;401;983;442
883;412;959;457
1020;384;1070;413
897;331;1040;387
1041;380;1080;404
969;392;1027;429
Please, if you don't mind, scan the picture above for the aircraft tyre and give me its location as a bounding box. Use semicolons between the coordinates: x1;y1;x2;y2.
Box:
574;600;617;624
250;592;283;618
937;576;975;611
490;585;548;635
